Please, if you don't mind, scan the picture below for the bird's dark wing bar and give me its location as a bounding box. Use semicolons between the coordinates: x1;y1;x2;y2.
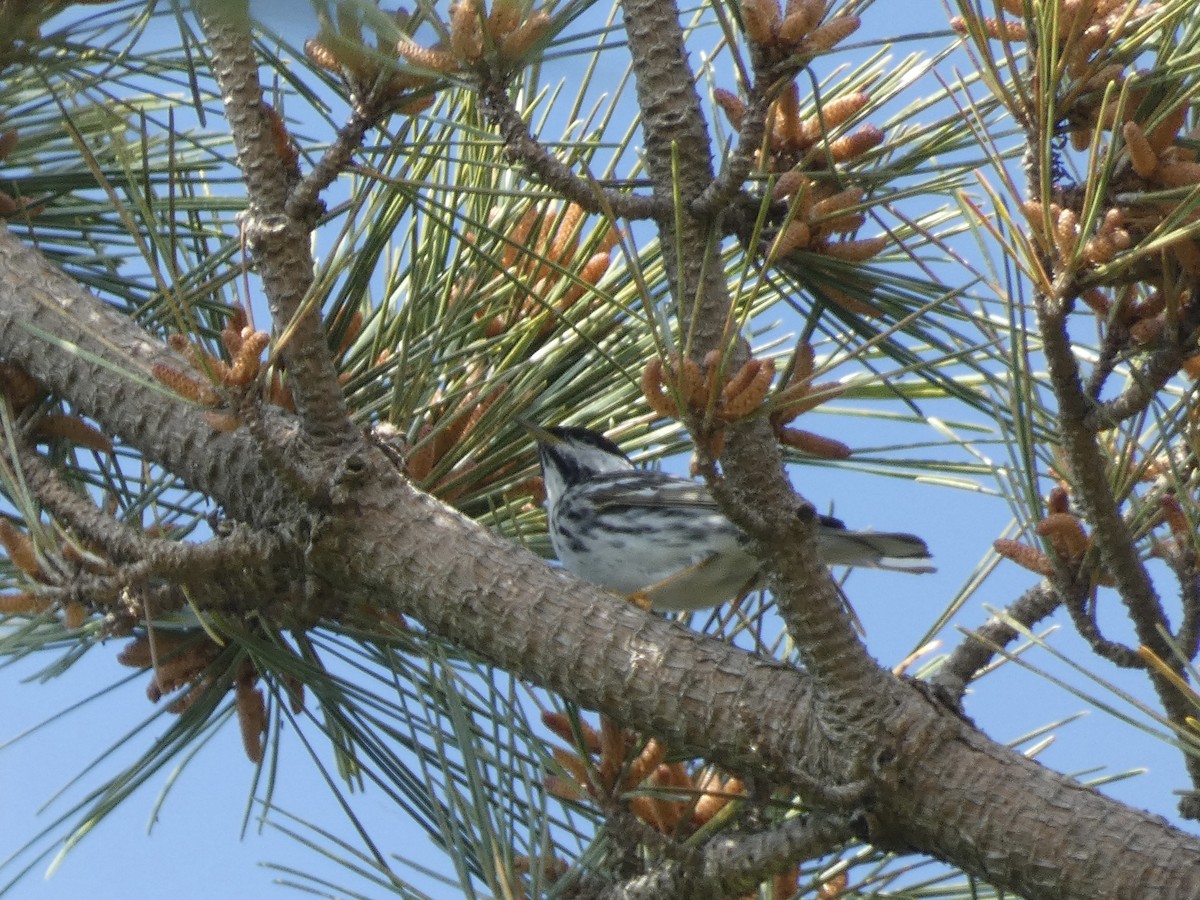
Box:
587;471;723;511
592;475;865;523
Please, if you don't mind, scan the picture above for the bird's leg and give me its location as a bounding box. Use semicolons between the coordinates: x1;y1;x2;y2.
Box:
624;590;655;612
627;555;720;610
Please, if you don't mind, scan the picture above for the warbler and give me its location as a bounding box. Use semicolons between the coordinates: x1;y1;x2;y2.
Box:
527;423;933;611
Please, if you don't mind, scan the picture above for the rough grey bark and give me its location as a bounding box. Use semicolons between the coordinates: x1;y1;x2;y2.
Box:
0;232;293;526
198;0;359;449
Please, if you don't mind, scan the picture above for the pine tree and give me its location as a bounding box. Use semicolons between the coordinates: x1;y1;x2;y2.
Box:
1;0;1199;896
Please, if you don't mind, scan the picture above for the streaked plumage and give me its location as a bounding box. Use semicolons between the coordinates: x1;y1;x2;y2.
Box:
529;424;933;611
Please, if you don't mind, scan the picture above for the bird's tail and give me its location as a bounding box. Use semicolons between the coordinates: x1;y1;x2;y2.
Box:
818;529;935;574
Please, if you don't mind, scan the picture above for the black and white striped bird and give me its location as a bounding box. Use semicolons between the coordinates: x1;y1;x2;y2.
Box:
527;424;933;611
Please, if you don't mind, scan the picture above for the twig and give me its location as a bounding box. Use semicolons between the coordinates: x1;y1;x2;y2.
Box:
6;425;303;621
689;77;773;220
1039;297;1181;639
1081;323;1124;401
595;813;850;900
1037;258;1200;814
1059;578;1142;667
286;104;377;223
1162;548;1200;662
931;582;1062;699
10;436;154;565
1083;342;1185;432
479;79;663;220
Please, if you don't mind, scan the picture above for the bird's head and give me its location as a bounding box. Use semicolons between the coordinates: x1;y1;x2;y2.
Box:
521;422;633;501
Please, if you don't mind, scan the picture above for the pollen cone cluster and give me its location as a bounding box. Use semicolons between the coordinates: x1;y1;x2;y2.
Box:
305;4;439;114
740;0;859;61
118;631;306;764
642;341;851;462
715;1;894;305
541;710;745;836
994;485;1115;586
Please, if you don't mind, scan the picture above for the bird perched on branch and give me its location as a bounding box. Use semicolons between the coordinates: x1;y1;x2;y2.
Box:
526;423;933;611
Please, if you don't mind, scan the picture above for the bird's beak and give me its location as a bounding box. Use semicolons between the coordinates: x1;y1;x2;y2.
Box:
516;418;558;444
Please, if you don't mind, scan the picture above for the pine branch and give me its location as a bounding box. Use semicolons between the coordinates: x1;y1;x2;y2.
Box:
0;230;295;526
320;449;1200;899
3;206;1200;899
480;79;664;220
1038;291;1200;814
932;582;1062;700
595;813;851;899
620;0;888;713
196;0;358;449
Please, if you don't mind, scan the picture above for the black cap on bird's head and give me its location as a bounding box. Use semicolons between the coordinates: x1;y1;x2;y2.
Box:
519;421;633;500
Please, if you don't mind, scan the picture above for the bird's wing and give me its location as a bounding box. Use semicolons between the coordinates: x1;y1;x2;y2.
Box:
817;512;846;530
586;471;722;511
585;472;932;571
589;472;854;525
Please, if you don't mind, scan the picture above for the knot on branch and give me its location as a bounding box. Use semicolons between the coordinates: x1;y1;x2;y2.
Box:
243;212;295;249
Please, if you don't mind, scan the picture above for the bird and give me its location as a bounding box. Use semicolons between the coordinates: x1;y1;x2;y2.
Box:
526;423;934;611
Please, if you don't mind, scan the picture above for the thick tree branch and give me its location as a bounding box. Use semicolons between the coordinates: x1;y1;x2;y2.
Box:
0;230;296;527
318;453;1200;900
